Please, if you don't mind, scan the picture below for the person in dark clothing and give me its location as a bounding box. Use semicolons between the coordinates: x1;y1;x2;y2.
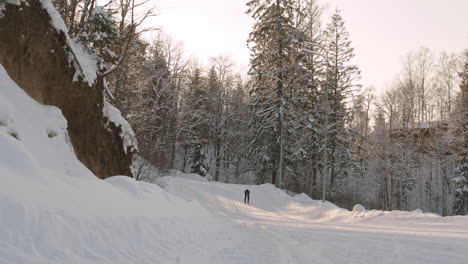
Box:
244;189;250;205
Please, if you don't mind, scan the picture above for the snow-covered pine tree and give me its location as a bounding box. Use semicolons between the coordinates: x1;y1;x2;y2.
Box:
79;6;119;72
293;0;325;198
179;66;211;176
225;79;253;184
322;9;360;197
206;66;224;181
370;110;392;209
211;56;240;182
190;143;209;177
348;88;374;201
246;0;297;188
453;51;468;215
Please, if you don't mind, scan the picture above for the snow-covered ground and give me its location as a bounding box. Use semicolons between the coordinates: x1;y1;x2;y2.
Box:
157;176;468;264
1;63;468;263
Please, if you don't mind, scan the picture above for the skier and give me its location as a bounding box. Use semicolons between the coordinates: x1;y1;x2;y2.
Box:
244;189;250;205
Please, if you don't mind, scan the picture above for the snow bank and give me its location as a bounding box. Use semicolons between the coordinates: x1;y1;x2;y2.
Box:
0;132;41;179
0;65;93;179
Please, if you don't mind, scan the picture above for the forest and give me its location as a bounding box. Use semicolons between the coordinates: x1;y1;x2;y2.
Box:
50;0;468;215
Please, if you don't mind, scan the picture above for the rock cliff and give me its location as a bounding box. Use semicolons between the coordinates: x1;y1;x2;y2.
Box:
0;0;136;178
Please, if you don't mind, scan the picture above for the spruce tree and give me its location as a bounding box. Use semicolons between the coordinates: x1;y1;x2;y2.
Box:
206;66;224;181
294;0;324;198
79;6;119;72
453;51;468;215
225;80;252;184
190;143;209;177
246;0;296;188
322;9;360;196
179;66;211;177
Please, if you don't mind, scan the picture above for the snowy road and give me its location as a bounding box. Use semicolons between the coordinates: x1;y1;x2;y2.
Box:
160;176;468;264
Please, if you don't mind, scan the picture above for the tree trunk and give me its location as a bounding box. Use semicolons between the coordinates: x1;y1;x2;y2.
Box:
464;193;468;216
271;169;277;186
275;0;284;189
312;164;317;198
329;146;336;196
215;139;221;182
182;146;188;173
235;157;240;184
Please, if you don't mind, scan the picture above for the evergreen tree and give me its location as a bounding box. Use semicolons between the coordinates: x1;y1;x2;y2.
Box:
370;110;391;209
293;0;324;198
453;51;468;215
206;66;224;181
322;9;360;197
225;80;252;183
246;0;297;188
190;143;209;177
179;66;211;176
79;6;119;72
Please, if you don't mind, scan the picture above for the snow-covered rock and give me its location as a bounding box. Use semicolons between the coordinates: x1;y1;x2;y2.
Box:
0;0;135;178
352;204;366;212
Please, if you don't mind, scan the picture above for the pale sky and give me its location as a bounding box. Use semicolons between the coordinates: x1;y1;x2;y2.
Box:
150;0;468;92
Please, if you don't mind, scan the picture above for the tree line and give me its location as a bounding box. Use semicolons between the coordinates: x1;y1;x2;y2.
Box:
52;0;467;215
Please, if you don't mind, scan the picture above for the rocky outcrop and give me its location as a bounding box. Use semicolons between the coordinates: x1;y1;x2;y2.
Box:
0;0;136;178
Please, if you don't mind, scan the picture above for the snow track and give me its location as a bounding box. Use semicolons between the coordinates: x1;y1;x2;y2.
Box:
158;176;468;264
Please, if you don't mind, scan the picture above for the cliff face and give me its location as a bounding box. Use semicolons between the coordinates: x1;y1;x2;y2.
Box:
0;0;135;178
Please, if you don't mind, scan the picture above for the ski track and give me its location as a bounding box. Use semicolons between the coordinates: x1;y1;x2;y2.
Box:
160;176;468;264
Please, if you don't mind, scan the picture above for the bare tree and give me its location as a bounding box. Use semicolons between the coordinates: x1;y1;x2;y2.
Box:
434;52;461;120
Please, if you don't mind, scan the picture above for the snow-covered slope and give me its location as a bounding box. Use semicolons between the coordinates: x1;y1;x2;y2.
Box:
1;63;468;263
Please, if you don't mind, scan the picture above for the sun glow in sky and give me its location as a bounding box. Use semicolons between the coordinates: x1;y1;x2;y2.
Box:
150;0;468;92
